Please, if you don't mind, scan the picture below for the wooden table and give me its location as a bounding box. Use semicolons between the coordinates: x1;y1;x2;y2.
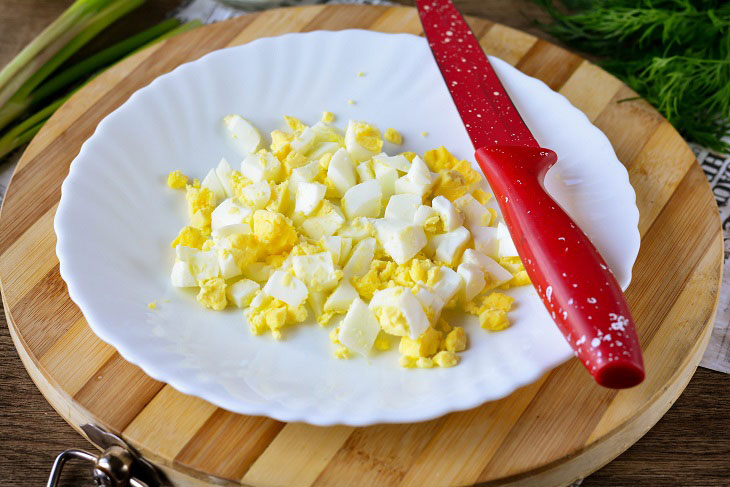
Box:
0;1;728;485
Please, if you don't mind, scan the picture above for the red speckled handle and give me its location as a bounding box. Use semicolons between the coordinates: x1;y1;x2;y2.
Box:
476;145;644;388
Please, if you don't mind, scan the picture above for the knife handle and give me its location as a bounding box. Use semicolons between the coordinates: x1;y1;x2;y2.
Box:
475;145;644;388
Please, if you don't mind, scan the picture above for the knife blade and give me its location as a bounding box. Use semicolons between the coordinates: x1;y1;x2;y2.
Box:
417;0;645;388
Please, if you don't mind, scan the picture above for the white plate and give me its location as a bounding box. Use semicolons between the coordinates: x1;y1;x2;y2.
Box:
55;30;639;426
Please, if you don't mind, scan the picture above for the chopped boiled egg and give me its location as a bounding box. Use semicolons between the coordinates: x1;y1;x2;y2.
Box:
338;298;381;356
384;193;421;222
223;114;262;155
295;182;326;215
374;219;427;265
327;148;357;196
345;120;383;162
167;113;532;368
343;180;382;219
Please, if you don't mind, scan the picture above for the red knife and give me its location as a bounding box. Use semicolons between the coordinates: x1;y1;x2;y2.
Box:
417;0;644;388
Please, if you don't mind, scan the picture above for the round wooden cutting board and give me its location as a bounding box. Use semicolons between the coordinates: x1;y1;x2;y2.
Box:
0;5;722;487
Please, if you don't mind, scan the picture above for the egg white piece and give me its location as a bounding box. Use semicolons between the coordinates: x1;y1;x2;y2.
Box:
227;279;260;308
345;120;380;162
431;196;464;231
369;287;430;339
343;180;382;219
413;204;439;227
454;194;492;229
263;270;308;308
356;161;375;182
215;158;235;198
289;161;322;193
217;249;242;280
324;279;359;312
327;148;357;196
430;266;463;303
295;182;326;216
202;168;226;203
309;141;341;160
190;250;220;281
415;288;445;322
241;151;281;182
372;153;411;172
457;263;486;301
470;226;499;258
497;222;520;257
343;237;376;279
300;202;345;240
336;217;374;243
339;298;381;356
394;155;434;198
292;252;340;292
171;260;197;287
241;180;272;209
461;249;513;286
374;219;427;265
373;160;398;198
427;226;471;265
211;198;251;232
291;126;317;154
384;193;421;222
223;114;262;155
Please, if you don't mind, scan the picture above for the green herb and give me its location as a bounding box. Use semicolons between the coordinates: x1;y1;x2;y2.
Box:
533;0;730;151
0;0;202;159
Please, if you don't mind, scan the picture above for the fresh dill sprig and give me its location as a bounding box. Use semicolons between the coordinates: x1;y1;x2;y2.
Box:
533;0;730;151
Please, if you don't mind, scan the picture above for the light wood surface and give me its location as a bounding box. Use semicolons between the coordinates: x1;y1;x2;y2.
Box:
0;5;722;486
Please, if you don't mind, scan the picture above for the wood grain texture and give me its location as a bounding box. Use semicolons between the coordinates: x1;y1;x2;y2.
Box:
0;5;722;487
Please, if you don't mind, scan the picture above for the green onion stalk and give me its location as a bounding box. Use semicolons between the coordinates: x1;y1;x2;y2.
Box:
0;0;202;159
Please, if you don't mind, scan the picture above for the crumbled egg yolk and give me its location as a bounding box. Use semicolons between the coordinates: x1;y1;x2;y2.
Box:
351;121;383;153
384;128;403;145
148;301;157;310
171;226;206;249
197;277;227;310
167;170;188;189
166;113;532;368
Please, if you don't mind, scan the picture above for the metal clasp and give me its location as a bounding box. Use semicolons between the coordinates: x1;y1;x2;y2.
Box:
46;424;169;487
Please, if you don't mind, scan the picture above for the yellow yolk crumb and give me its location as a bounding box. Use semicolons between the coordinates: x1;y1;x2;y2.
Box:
284;115;306;133
384;128;403;145
400;151;417;162
374;332;391;351
510;270;531;287
171;226;206;249
487;208;498;226
185;185;216;234
431;169;470;201
270;130;294;154
421;131;429;137
347;99;356;105
167;170;188;189
282;150;308;176
351;121;383;153
444;327;467;352
252;210;298;255
357;71;365;77
499;256;524;274
266;181;291;214
416;357;434;368
472;189;491;205
197;277;227;310
465;292;515;331
433;350;458;367
247;294;308;339
335;346;351;359
321;111;335;123
424;146;482;190
148;301;157;310
399;327;442;358
400;355;417;368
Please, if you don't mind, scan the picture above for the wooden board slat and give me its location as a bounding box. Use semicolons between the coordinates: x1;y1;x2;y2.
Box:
0;6;721;486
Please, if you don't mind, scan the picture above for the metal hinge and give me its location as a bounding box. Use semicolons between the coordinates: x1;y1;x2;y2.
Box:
47;424;170;487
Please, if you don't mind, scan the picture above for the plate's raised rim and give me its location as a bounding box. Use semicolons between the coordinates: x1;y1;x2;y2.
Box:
55;29;638;426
